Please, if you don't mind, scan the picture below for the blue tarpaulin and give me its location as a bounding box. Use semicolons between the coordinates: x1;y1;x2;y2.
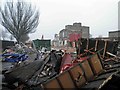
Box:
2;53;28;62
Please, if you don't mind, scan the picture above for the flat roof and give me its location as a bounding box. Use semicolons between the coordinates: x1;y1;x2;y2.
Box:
109;30;120;33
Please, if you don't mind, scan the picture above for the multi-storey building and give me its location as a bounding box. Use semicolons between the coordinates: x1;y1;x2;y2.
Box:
59;23;89;46
109;30;120;41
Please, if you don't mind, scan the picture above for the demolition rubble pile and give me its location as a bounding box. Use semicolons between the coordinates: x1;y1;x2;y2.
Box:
2;38;120;90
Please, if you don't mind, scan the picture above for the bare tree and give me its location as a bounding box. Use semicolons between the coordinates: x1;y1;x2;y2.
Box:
20;34;29;43
1;29;9;40
0;0;39;43
9;34;15;41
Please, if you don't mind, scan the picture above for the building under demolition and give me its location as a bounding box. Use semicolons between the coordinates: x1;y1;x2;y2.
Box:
59;23;89;45
52;22;89;47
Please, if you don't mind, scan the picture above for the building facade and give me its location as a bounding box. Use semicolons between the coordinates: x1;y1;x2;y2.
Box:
52;34;60;47
59;23;89;46
109;30;120;41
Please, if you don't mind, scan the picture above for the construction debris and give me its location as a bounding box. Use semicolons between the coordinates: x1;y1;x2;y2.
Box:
1;38;120;90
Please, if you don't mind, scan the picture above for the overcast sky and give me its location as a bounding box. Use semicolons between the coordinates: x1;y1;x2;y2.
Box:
0;0;119;40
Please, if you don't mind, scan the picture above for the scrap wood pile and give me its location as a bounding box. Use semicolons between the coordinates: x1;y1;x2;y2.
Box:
2;38;120;90
2;50;63;89
77;38;119;58
41;53;120;90
41;39;120;89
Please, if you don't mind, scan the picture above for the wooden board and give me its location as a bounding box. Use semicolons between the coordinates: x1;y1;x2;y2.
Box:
57;71;76;88
69;65;86;88
88;54;103;75
97;40;105;55
81;60;94;81
42;78;61;89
